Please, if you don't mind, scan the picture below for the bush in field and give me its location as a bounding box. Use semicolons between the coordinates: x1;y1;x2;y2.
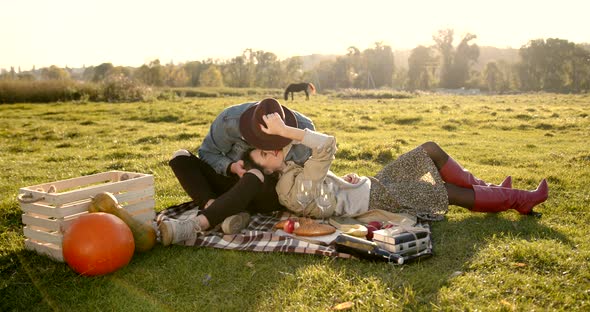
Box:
0;80;100;103
169;88;220;98
166;87;283;98
101;75;153;102
333;88;415;99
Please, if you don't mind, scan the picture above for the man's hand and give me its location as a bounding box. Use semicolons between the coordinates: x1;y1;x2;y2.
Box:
230;160;247;177
260;113;286;136
342;173;360;184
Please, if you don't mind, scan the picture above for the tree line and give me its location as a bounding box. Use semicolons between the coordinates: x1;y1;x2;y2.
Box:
2;29;589;93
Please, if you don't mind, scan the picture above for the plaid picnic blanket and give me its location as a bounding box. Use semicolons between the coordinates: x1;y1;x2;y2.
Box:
156;201;433;263
156;201;352;259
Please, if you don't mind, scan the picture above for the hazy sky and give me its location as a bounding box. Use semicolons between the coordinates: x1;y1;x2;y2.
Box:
1;0;588;70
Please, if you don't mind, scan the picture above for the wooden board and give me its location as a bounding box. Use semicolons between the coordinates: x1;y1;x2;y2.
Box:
18;172;153;207
24;239;63;262
18;171;156;262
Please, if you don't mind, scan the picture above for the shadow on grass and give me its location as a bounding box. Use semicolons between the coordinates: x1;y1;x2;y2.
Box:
301;210;573;308
1;211;571;311
368;211;571;304
0;241;324;311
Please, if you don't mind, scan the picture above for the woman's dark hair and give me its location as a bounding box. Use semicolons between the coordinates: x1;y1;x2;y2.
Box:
242;148;279;179
242;148;265;171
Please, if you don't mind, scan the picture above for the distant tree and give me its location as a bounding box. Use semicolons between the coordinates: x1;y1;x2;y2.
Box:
223;56;250;87
148;59;164;86
282;56;304;85
570;44;590;92
432;29;480;88
407;45;435;90
497;60;520;92
330;56;352;88
134;65;151;85
483;61;501;92
433;29;454;88
134;59;164;86
92;63;114;82
452;34;479;87
346;46;362;88
518;38;589;92
41;65;70;80
0;69;10;80
315;59;338;90
392;67;408;90
242;49;257;86
164;64;189;87
82;66;95;82
199;65;224;87
109;66;132;79
253;51;281;88
362;42;394;88
183;61;204;87
9;67;17;80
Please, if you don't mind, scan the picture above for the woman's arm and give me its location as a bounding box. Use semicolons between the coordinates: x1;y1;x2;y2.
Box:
260;113;304;142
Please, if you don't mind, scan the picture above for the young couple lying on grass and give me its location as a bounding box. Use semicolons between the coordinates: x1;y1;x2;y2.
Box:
159;99;548;246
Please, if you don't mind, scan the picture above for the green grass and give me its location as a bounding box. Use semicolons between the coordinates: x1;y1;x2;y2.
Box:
1;93;589;311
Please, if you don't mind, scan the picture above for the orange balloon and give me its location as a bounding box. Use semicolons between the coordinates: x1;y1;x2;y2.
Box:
62;212;134;276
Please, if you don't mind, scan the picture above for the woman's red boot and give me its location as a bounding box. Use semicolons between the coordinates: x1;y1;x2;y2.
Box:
471;179;548;215
439;157;512;189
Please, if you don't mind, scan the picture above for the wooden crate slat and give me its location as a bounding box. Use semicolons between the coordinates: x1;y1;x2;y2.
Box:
20;171;118;193
125;198;156;213
21;200;90;218
21;199;155;221
114;185;155;204
18;171;153;206
23;226;62;245
20;202;68;218
21;214;61;232
24;239;64;262
55;201;92;218
131;210;157;224
20;171;144;193
16;189;50;206
111;171;147;181
129;206;157;219
47;175;154;206
59;212;89;233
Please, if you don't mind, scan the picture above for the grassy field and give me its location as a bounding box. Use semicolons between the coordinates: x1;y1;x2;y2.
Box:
1;93;589;311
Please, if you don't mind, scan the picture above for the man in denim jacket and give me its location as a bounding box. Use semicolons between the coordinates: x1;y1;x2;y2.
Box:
160;98;314;246
199;100;315;177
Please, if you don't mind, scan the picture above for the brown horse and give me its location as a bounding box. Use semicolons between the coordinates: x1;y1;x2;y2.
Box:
284;82;316;101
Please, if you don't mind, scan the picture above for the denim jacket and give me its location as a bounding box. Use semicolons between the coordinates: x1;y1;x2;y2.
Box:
198;101;315;176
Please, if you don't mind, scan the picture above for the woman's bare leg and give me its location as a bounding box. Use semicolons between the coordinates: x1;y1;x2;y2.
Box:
445;183;475;209
420;141;449;170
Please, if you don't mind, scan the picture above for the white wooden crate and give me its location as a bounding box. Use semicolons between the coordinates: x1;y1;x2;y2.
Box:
17;171;155;262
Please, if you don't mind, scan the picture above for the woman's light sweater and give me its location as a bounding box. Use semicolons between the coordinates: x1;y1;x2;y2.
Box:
275;129;371;218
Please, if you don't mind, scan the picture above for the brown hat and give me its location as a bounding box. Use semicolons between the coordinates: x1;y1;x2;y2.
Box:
239;98;298;150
